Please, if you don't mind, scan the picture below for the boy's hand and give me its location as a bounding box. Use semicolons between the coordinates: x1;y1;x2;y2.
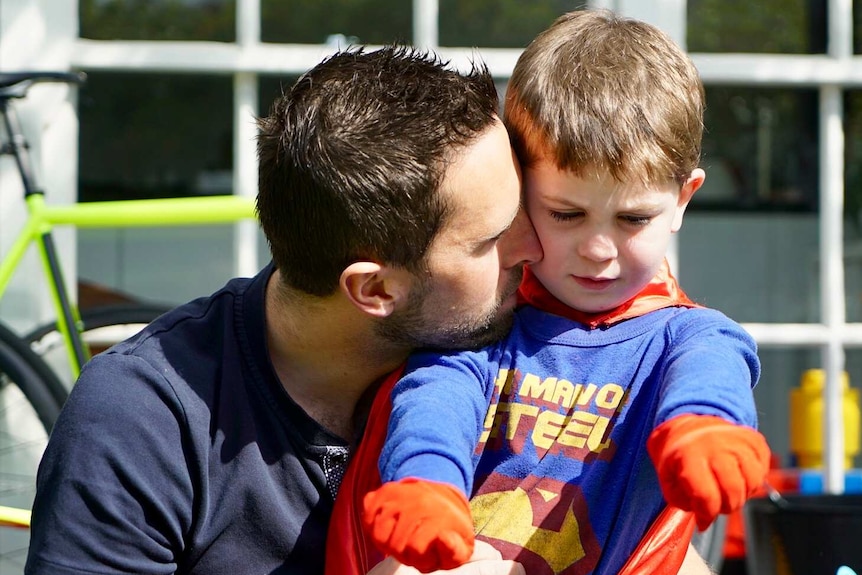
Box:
362;477;475;573
647;414;770;531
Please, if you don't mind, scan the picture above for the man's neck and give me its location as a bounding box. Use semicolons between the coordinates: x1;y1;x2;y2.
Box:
264;271;407;442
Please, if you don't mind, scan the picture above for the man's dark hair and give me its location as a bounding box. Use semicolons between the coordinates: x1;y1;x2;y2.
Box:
256;45;499;296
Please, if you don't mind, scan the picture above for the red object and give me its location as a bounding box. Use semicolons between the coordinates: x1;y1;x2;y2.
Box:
362;478;474;572
325;368;402;575
617;506;696;575
647;414;771;531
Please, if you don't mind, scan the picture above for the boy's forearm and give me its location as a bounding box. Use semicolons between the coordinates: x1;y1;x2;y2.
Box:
366;541;525;575
365;542;709;575
679;544;715;575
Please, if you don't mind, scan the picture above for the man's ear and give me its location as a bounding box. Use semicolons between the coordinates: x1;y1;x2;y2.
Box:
340;262;411;318
671;168;705;232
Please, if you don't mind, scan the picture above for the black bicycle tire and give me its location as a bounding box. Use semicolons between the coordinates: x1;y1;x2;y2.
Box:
0;321;63;575
25;303;169;343
25;303;170;399
0;321;63;431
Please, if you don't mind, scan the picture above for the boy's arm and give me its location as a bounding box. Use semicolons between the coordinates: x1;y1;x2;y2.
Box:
648;414;770;531
362;478;475;572
362;352;493;572
680;544;715;575
650;313;770;531
367;541;525;575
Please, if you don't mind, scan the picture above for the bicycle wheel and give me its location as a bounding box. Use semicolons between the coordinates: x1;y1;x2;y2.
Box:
26;303;169;391
0;322;63;575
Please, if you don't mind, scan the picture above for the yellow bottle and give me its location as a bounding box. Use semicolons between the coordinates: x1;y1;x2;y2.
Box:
789;369;860;469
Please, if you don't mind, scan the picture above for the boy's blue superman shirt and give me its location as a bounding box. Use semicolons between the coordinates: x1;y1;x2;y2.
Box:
326;260;759;575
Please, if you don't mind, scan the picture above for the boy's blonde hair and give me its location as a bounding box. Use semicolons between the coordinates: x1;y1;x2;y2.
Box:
504;9;704;186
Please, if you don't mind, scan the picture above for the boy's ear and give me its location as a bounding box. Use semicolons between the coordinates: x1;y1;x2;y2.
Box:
340;262;411;318
671;168;705;232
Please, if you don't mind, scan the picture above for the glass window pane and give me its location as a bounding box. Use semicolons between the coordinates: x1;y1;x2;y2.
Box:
80;0;235;42
844;91;862;225
439;1;574;48
697;87;819;211
678;212;818;323
842;351;862;469
78;73;233;201
855;3;862;54
844;91;862;323
687;0;826;54
754;348;823;467
261;0;410;44
78;226;244;305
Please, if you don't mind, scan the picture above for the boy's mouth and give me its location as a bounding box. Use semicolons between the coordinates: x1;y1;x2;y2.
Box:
573;275;615;290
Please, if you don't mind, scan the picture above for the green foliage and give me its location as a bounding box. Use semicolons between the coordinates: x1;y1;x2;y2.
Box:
78;73;233;201
80;0;580;48
80;0;236;42
844;92;862;225
438;0;578;48
701;87;818;210
687;0;821;54
260;0;411;44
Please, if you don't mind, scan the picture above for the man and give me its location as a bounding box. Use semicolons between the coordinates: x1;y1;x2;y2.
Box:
26;46;538;575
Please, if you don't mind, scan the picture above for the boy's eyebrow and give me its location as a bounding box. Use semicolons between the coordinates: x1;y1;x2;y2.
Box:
617;197;670;212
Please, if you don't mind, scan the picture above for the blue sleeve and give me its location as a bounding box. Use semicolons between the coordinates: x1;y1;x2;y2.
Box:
378;349;494;496
656;309;761;428
26;353;193;575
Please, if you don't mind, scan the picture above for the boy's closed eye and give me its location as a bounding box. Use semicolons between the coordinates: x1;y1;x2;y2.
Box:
549;210;584;222
619;214;653;226
547;210;654;227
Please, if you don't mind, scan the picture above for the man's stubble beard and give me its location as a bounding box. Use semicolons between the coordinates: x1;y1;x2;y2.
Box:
375;265;525;352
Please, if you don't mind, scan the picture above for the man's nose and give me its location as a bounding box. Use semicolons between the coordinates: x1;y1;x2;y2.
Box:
499;209;543;268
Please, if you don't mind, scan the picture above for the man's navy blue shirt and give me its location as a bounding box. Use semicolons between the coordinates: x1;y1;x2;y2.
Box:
27;263;350;575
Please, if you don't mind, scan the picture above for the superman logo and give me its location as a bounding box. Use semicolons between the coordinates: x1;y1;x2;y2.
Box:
471;473;600;575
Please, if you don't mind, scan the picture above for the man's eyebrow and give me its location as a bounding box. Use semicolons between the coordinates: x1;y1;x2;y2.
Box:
486;203;522;242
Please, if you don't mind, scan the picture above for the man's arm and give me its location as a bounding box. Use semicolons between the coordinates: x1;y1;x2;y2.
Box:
28;354;191;573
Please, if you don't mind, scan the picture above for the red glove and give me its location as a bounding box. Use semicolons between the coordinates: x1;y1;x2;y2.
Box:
647;414;770;531
361;477;475;573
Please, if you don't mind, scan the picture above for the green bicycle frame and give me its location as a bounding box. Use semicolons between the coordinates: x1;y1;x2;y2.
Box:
0;193;256;379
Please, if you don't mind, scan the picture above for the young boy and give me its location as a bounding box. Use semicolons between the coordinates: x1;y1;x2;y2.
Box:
326;10;770;575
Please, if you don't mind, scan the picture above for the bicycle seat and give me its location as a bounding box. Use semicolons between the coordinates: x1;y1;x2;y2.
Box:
0;71;86;99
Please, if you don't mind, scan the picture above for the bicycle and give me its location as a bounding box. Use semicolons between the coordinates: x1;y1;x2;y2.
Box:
0;71;257;573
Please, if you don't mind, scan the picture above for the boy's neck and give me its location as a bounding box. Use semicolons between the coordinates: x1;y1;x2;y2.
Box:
517;259;699;329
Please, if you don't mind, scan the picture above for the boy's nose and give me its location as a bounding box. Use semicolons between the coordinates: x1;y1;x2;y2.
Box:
578;232;617;262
